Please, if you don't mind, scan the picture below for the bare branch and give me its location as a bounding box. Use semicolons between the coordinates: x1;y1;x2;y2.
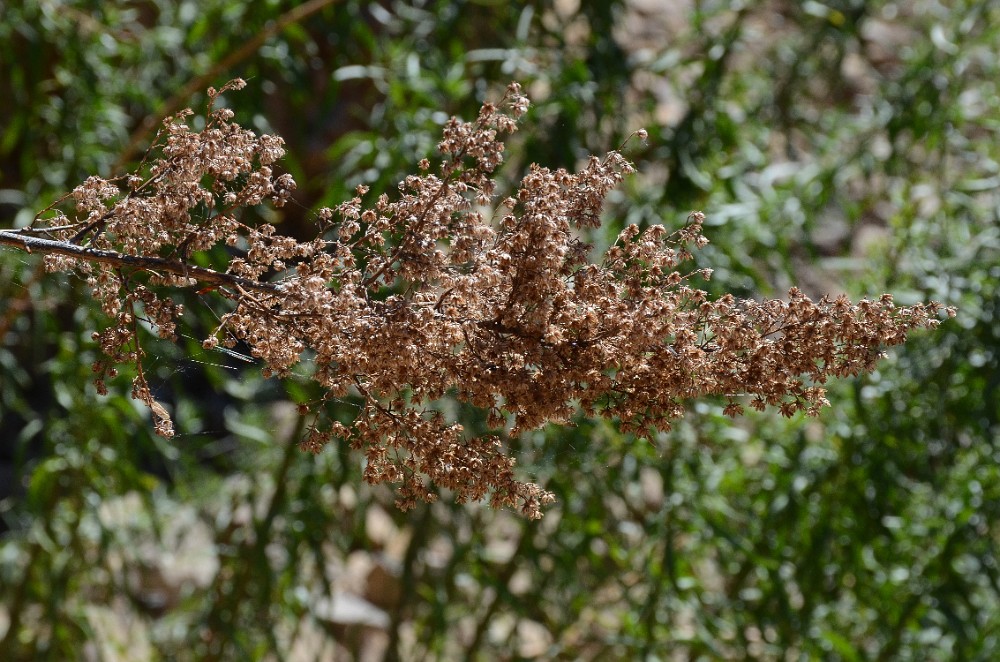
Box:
0;230;279;295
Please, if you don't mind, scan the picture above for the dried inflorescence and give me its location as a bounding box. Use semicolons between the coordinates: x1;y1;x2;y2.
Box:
29;80;953;517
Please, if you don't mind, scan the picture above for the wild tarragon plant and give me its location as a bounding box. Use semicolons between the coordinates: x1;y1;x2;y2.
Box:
0;80;954;517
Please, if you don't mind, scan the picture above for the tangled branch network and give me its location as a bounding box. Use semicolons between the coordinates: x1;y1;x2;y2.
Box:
0;80;953;517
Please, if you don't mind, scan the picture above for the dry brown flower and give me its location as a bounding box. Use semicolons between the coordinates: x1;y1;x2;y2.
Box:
0;80;955;518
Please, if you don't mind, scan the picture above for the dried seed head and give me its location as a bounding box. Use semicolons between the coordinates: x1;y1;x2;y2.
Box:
39;80;954;517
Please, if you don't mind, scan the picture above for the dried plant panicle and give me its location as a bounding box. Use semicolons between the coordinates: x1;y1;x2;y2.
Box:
32;80;954;518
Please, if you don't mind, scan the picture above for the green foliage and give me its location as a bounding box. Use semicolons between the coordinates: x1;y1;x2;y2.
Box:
1;1;997;660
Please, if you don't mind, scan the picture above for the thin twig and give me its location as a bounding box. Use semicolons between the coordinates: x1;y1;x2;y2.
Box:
0;230;279;295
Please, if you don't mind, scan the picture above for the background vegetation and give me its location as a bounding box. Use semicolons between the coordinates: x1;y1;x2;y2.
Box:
1;1;997;659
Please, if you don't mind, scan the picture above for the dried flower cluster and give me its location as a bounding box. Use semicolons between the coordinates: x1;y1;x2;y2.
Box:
5;80;953;517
